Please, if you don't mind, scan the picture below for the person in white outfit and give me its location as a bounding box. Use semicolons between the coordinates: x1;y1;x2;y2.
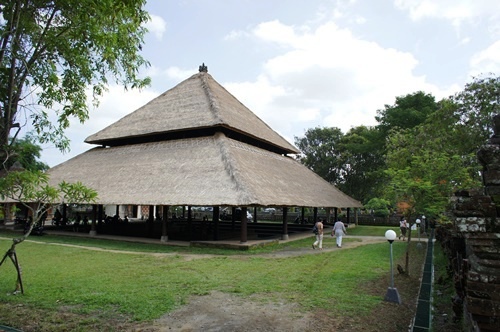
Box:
332;219;347;248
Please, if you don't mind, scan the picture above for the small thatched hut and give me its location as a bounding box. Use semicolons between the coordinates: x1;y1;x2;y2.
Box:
46;66;362;243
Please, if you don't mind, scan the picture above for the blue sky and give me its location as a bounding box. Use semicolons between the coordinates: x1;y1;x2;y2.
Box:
40;0;500;166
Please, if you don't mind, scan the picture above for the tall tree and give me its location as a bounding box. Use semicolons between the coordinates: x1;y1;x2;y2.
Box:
381;78;500;273
340;126;386;203
0;0;151;163
433;74;500;157
375;91;439;135
294;127;345;184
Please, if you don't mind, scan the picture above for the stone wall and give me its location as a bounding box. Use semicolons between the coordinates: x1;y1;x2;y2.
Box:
449;114;500;332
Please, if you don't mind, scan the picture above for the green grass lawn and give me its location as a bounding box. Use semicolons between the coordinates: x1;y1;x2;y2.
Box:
0;226;419;328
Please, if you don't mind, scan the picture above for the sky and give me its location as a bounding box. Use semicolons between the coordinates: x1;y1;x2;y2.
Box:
39;0;500;167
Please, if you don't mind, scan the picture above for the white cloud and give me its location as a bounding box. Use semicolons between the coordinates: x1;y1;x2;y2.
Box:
224;30;248;41
165;66;196;81
228;19;438;136
144;14;167;40
469;40;500;76
394;0;499;27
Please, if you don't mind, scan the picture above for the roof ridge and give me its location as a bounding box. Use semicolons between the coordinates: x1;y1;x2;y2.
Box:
215;132;257;204
200;73;222;124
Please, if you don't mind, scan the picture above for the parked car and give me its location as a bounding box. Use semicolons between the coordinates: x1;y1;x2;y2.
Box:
263;208;276;214
220;208;253;221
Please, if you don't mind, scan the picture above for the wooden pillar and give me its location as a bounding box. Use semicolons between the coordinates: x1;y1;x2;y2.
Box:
147;205;154;237
231;207;236;230
62;204;68;225
213;206;220;241
240;207;248;244
90;204;97;236
347;208;351;225
161;205;169;242
98;205;103;223
115;205;119;218
313;207;318;223
301;207;305;224
282;207;289;240
188;206;192;240
253;207;257;223
334;208;338;222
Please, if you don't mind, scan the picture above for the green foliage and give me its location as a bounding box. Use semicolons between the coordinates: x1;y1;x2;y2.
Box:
340;126;386;202
382;75;500;217
294;126;345;184
8;135;49;171
0;0;151;155
294;92;440;205
0;170;97;240
294;126;385;203
364;198;391;217
375;91;438;134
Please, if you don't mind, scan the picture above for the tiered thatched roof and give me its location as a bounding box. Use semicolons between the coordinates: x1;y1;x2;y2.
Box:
47;71;362;209
85;72;298;155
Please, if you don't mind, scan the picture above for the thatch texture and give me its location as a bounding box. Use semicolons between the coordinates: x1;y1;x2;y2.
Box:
85;72;299;154
47;133;361;208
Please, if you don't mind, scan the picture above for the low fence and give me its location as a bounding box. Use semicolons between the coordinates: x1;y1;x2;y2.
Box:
356;214;401;227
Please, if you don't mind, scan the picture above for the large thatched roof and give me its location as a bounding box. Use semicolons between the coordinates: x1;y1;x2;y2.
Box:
85;72;299;154
44;69;362;209
47;133;361;208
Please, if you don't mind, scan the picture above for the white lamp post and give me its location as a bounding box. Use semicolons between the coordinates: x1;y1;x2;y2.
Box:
416;218;422;249
384;230;401;304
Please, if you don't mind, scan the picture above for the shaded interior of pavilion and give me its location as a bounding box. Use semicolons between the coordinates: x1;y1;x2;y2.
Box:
40;203;357;244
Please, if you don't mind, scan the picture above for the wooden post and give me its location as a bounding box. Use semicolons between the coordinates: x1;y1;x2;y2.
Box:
213;206;220;241
282;207;289;240
62;204;68;225
188;206;192;240
98;204;103;219
90;204;97;236
231;207;236;230
240;207;248;243
161;205;169;242
314;207;318;224
147;205;154;236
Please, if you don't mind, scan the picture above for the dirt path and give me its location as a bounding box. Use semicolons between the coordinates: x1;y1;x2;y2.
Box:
0;235;386;261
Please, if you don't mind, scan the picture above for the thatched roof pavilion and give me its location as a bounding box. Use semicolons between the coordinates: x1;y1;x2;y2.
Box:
46;66;361;243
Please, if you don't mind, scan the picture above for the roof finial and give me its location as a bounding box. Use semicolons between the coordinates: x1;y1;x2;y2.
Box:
199;63;208;73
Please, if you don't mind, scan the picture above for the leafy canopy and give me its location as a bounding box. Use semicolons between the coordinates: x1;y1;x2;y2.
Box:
0;0;151;155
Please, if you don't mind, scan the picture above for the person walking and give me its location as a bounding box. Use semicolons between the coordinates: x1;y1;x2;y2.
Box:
332;219;347;248
312;219;324;250
399;216;408;240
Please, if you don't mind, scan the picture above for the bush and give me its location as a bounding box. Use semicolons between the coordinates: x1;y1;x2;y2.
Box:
364;198;391;217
